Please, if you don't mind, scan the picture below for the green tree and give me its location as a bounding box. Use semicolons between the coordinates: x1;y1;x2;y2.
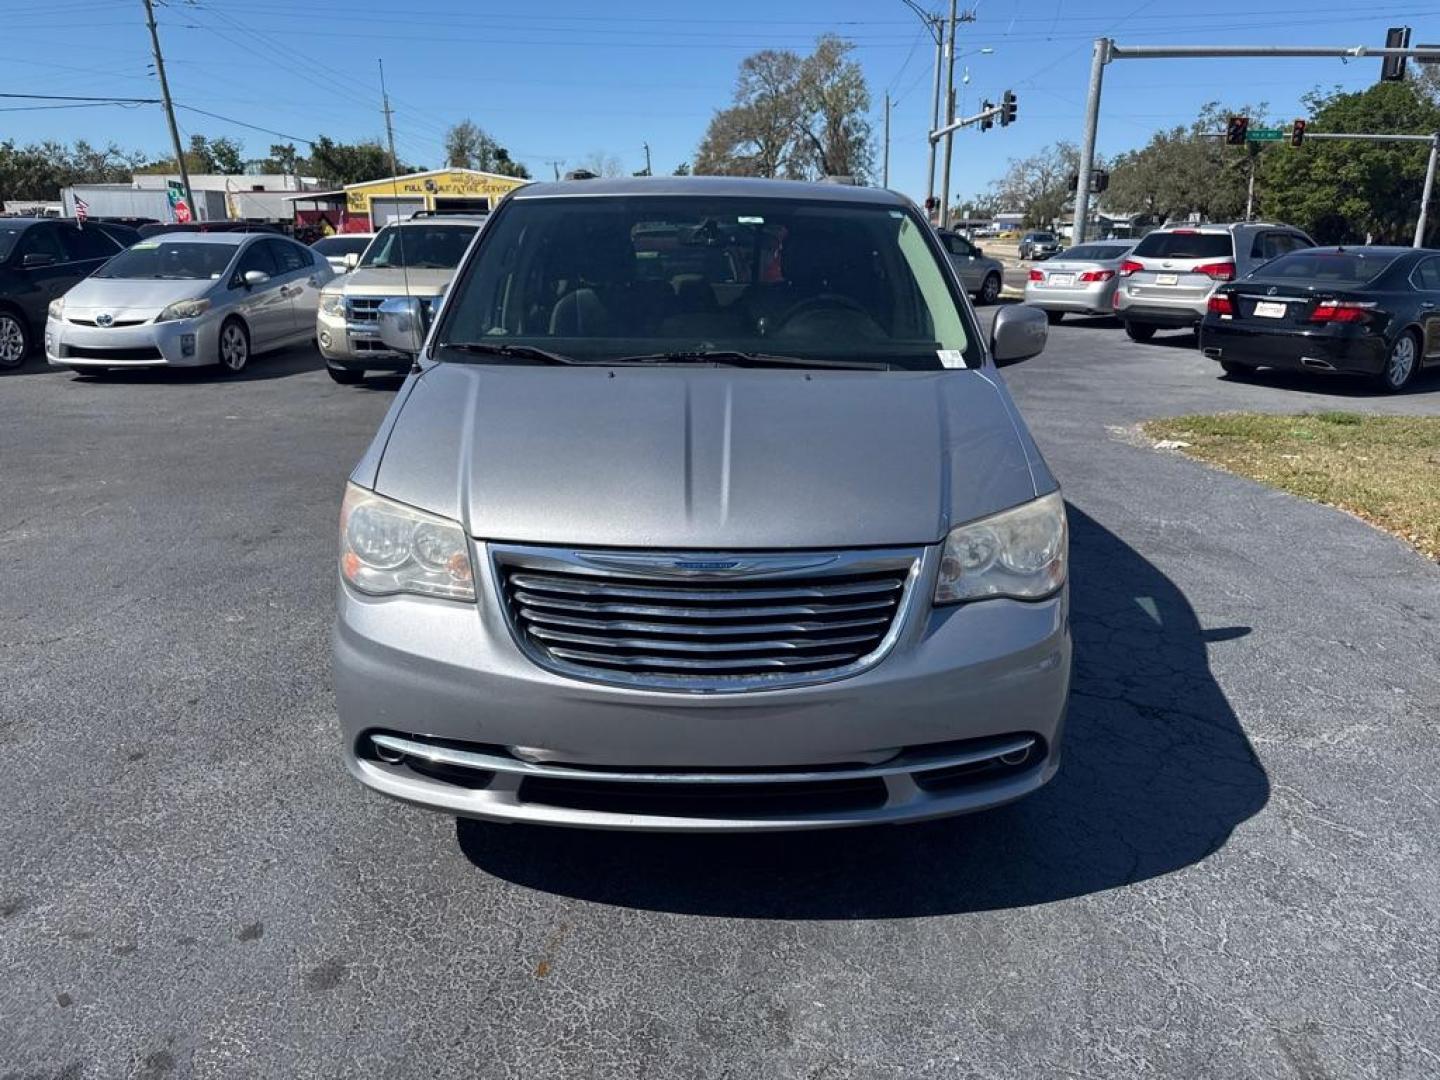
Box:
1260;81;1440;243
309;136;405;186
0;139;145;201
209;137;245;174
695;35;873;181
989;141;1084;228
443;119;530;178
672;162;692;176
1105;102;1272;224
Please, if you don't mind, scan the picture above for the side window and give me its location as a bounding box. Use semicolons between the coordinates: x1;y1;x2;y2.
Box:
232;241;277;283
948;235;973;257
17;224;67;263
266;239;308;274
59;226;120;262
1285;233;1314;253
1413;258;1440;291
1249;232;1270;259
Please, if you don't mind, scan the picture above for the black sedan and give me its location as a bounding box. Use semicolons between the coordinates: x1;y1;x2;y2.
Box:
1199;246;1437;392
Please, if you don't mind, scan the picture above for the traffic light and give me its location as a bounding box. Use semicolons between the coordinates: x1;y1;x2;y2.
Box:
1092;170;1110;194
1291;119;1307;147
1225;115;1249;146
980;100;994;131
1067;172;1079;193
924;196;940;214
1001;90;1017;127
1382;26;1411;82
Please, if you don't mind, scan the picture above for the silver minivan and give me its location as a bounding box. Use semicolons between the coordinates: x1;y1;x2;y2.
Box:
334;176;1071;832
1114;222;1314;341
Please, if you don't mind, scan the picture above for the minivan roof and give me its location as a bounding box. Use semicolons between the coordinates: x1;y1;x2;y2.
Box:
510;175;909;206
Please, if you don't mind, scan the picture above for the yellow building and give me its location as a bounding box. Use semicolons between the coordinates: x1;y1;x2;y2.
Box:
343;168;529;229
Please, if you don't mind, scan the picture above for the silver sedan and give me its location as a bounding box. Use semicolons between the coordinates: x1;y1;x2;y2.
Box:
1023;240;1134;323
45;232;334;374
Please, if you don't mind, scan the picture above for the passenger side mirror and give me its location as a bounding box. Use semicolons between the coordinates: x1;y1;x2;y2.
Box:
972;246;984;257
990;304;1048;365
22;252;56;268
242;269;270;287
343;252;360;270
377;296;427;355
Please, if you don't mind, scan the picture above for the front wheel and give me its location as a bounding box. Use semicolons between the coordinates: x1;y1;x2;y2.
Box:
0;310;30;369
217;318;250;374
1124;321;1157;343
1219;360;1252;377
977;274;1002;306
1046;310;1064;325
326;362;364;384
1376;330;1419;392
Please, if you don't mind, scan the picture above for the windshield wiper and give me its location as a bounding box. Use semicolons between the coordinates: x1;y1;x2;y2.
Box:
442;341;587;365
612;349;890;371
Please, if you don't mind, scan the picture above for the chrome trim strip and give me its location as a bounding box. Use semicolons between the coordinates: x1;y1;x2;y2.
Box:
369;732;1036;785
488;543;928;694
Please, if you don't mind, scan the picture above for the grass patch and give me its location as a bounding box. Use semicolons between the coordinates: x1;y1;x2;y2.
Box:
1142;412;1440;561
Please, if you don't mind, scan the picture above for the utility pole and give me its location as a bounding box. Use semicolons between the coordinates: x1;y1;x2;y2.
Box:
642;141;652;177
378;59;400;182
939;0;959;228
883;91;891;187
1415;133;1439;247
938;4;977;229
547;160;564;181
140;0;193;222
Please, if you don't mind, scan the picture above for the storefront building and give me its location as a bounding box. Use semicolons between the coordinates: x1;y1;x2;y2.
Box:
340;168;529;231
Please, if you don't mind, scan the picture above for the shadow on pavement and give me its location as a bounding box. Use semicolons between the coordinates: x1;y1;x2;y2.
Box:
62;344;321;384
1223;366;1440;398
457;506;1270;917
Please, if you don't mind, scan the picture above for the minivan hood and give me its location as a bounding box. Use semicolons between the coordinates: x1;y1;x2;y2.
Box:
373;363;1044;549
342;267;454;295
61;276;213;319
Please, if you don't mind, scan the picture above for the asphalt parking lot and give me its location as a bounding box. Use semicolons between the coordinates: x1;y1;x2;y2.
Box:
3;322;1439;1079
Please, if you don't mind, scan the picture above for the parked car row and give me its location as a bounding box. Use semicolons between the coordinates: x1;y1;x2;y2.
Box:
1022;220;1436;392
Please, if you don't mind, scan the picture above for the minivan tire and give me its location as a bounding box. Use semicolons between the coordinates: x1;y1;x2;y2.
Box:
1124;321;1157;343
978;274;1002;306
0;309;29;368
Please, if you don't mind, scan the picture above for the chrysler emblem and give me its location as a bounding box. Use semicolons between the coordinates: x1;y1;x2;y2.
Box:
96;313;114;327
673;560;740;571
1267;286;1277;296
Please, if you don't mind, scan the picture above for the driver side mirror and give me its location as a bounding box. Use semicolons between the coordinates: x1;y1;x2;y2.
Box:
242;269;270;288
990;304;1048;365
22;252;56;268
377;296;428;355
972;246;984;257
343;252;360;271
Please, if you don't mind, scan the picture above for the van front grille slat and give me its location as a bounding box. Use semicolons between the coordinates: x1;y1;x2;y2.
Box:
493;547;920;692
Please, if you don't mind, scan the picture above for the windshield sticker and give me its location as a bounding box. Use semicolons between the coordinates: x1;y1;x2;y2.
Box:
937;349;965;369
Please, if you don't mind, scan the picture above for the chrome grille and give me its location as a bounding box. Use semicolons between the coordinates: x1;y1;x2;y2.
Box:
492;545;921;692
345;295;384;323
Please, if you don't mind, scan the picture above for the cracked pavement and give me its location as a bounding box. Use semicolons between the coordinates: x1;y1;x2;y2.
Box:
1;322;1438;1079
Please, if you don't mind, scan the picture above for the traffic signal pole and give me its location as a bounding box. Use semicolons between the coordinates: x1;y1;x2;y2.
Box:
1070;39;1440;244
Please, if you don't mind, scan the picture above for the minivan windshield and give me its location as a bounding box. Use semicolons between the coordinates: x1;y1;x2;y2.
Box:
436;196;975;369
94;241;237;279
360;223;477;269
1132;231;1231;259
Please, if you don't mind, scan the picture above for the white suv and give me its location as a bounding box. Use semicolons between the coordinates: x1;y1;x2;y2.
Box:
1113;222;1314;342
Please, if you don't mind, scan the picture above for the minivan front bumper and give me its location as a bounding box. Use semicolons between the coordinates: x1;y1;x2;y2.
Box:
335;542;1071;831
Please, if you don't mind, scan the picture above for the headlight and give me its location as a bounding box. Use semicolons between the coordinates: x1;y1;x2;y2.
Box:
339;483;475;601
48;297;64;320
934;490;1067;603
155;298;211;323
320;292;345;317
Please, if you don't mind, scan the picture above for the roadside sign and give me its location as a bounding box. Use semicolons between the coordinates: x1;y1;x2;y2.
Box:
1247;128;1285;142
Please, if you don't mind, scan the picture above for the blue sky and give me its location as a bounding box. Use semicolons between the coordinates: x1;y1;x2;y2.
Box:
3;0;1435;203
